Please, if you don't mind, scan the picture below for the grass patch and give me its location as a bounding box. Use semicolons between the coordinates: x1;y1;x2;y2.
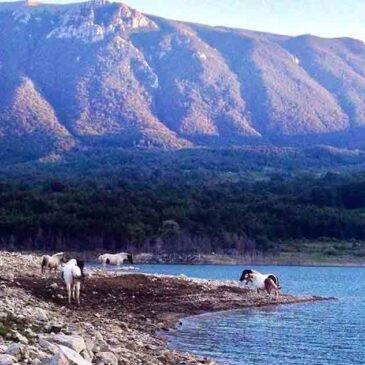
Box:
0;324;10;337
274;239;365;264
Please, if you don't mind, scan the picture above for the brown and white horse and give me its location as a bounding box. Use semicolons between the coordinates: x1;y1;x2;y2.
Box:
240;269;281;300
98;253;134;267
41;252;66;275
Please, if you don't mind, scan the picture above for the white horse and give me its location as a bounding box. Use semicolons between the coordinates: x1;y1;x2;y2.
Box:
41;252;66;275
98;252;133;267
61;259;85;305
240;269;281;300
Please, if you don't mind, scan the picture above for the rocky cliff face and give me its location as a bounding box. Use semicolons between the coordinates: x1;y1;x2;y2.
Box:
0;0;364;162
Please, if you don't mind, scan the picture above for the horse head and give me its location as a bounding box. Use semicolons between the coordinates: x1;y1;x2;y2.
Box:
76;259;85;277
98;254;105;263
127;253;134;265
240;269;254;283
41;255;49;274
53;252;68;263
61;253;70;263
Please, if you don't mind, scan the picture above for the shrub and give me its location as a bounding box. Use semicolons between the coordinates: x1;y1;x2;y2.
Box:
325;247;339;256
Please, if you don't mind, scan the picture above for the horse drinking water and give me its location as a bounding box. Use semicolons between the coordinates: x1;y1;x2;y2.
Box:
240;269;281;300
98;252;134;267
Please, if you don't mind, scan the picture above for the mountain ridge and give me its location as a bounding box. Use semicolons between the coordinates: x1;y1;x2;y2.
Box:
0;0;365;162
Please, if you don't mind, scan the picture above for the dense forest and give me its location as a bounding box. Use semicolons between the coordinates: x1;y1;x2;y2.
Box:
1;145;365;185
0;147;364;257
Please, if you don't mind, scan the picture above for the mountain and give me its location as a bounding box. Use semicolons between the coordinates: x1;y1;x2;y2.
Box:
0;0;365;162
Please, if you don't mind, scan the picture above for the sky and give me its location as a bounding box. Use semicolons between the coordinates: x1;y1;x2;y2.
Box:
2;0;364;41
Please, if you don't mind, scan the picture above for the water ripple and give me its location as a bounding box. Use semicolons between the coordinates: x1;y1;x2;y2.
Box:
150;265;365;365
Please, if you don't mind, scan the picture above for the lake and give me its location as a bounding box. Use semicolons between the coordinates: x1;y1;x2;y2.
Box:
136;264;365;365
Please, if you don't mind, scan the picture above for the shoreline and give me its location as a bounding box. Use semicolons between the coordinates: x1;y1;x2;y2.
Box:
163;294;334;333
159;293;334;332
137;261;365;268
135;252;365;267
0;252;335;365
6;250;365;267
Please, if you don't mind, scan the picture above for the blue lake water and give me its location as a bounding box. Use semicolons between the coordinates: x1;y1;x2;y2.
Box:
141;264;365;365
92;263;365;364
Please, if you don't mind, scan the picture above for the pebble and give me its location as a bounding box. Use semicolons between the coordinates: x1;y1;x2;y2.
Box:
0;251;227;365
50;345;91;365
95;352;118;365
5;343;22;356
0;354;15;365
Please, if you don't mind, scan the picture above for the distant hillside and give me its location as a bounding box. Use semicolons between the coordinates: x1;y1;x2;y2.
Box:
1;0;365;162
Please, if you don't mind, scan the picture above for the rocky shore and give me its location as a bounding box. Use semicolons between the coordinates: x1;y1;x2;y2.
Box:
0;252;333;365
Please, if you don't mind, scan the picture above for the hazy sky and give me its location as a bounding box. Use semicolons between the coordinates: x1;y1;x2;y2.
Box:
2;0;364;40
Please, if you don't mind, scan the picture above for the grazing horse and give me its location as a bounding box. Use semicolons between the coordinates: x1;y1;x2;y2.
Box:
61;259;85;305
240;269;281;300
98;252;134;267
41;252;66;275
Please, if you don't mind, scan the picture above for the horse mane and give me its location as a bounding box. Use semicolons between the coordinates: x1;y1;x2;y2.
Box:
41;256;49;273
118;252;134;264
53;252;64;257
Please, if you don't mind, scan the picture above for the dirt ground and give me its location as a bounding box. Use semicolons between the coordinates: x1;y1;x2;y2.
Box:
0;252;335;364
10;273;332;332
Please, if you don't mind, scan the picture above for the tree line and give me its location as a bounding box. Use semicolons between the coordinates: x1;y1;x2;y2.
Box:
0;170;364;254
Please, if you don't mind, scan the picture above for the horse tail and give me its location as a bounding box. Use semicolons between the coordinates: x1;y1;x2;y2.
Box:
276;276;281;289
72;266;83;288
41;256;48;274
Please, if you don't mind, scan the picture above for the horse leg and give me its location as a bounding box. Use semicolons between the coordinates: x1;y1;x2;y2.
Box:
257;288;264;295
72;284;76;300
66;283;72;304
75;282;81;306
265;278;278;300
48;266;52;277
